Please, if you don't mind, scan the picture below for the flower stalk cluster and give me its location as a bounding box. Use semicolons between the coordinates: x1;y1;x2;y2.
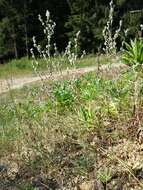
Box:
64;31;80;67
103;0;122;55
30;10;82;76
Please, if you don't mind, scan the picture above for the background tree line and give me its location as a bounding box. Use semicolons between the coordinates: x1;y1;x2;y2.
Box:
0;0;143;61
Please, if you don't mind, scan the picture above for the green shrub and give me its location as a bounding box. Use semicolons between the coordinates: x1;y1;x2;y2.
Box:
53;81;76;110
123;38;143;67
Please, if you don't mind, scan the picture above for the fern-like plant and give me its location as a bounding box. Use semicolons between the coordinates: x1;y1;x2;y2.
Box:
122;38;143;67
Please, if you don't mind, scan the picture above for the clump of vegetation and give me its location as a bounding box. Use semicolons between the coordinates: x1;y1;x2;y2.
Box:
1;1;143;190
102;0;122;55
53;81;76;110
30;9;85;80
1;64;143;189
123;38;143;67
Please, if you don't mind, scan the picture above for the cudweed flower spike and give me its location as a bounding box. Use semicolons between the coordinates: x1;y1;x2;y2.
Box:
124;29;129;37
37;45;41;52
76;31;80;38
38;14;44;26
32;36;36;44
44;29;46;34
114;20;122;39
31;9;82;78
30;48;34;59
46;10;50;21
103;0;122;55
109;0;113;7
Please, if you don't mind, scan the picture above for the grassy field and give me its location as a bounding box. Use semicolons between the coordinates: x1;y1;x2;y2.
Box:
0;54;118;79
1;54;143;190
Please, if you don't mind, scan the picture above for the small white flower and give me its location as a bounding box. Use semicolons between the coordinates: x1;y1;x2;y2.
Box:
38;14;41;20
76;31;80;38
32;36;36;47
37;45;41;52
140;24;143;31
46;10;50;20
43;29;46;34
124;29;129;36
119;20;123;27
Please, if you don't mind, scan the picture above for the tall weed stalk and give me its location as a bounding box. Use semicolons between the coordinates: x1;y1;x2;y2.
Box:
102;0;122;55
30;10;82;85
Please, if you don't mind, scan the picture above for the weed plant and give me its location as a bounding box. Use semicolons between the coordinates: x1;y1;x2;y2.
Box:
102;0;122;55
1;67;143;189
30;10;82;80
1;2;143;190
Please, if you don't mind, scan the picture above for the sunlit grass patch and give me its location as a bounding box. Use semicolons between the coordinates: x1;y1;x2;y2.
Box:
0;54;121;79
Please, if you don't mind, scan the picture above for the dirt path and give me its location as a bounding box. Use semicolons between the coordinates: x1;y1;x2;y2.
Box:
0;63;126;94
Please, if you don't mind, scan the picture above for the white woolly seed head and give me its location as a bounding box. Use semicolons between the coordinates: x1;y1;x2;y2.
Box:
46;10;50;20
